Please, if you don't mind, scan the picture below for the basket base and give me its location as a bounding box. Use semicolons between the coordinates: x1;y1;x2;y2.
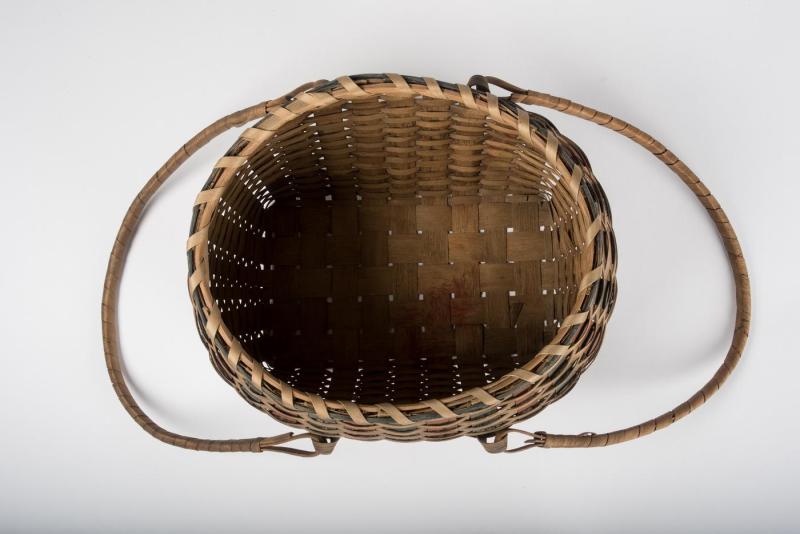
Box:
210;197;586;404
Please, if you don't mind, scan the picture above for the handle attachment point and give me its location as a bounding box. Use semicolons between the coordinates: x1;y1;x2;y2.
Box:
258;433;339;457
479;429;547;454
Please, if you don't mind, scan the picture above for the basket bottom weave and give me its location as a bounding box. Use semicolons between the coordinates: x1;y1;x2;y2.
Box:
210;197;587;404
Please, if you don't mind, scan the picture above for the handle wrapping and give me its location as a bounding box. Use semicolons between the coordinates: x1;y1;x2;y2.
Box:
470;75;751;451
101;81;337;456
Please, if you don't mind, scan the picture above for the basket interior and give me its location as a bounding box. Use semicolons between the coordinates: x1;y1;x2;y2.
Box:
206;94;595;404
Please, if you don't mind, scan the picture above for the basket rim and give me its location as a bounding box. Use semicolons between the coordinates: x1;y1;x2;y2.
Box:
186;73;617;425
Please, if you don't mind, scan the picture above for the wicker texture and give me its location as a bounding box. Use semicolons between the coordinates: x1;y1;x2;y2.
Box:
188;74;615;444
102;73;749;455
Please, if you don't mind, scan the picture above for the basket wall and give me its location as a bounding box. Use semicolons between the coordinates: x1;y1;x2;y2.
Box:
187;75;617;441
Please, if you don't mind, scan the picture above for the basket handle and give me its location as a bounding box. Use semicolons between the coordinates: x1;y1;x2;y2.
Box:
101;81;338;456
469;75;751;452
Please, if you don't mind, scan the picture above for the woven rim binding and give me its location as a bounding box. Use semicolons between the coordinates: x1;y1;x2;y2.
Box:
186;74;616;439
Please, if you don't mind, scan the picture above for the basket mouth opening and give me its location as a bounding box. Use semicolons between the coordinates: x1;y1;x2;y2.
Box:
198;83;602;407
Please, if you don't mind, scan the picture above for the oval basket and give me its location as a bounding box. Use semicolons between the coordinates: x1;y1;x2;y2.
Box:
102;74;750;456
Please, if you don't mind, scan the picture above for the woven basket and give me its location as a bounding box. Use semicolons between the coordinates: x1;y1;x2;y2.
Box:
102;74;750;456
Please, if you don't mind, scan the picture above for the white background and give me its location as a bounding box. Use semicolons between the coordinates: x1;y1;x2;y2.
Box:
1;1;798;532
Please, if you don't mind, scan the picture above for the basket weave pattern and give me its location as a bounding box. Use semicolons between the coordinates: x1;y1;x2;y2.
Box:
187;75;616;441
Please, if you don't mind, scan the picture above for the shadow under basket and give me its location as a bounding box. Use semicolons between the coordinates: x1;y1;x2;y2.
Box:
104;74;750;456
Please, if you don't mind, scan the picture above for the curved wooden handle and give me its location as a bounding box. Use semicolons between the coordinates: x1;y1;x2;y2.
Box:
101;82;337;456
470;75;751;451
